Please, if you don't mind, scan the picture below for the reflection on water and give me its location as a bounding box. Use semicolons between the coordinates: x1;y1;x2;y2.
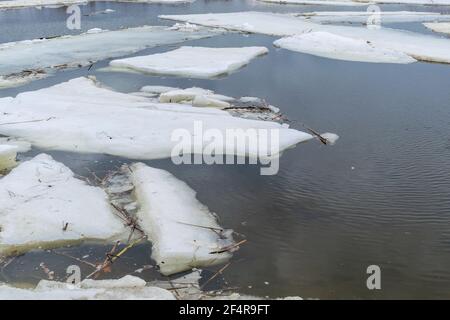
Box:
1;0;450;299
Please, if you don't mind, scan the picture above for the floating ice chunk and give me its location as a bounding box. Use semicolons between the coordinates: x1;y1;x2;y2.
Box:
0;26;213;88
274;32;416;64
0;0;195;10
109;46;269;79
160;12;450;64
159;87;214;103
192;95;231;109
158;87;234;106
0;154;126;255
366;0;450;4
128;163;234;275
296;11;450;24
0;145;18;171
259;0;450;4
150;86;288;122
0;77;314;160
84;9;116;16
424;22;450;35
258;0;367;6
159;11;311;37
321;132;340;145
0;276;175;300
147;86;287;122
167;22;201;32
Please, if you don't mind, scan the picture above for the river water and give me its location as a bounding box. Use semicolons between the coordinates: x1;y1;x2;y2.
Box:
1;0;450;299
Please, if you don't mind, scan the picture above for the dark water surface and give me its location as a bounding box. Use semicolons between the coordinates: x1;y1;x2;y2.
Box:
1;0;450;299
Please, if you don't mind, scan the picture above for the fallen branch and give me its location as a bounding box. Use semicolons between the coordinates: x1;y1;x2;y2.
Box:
85;236;146;280
210;239;247;255
176;221;224;232
201;262;231;290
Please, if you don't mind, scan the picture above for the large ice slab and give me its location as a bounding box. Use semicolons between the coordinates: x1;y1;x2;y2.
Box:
0;154;126;255
0;276;175;300
109;46;268;78
144;85;299;123
283;0;450;6
258;0;450;5
367;0;450;4
160;12;450;64
258;0;367;6
0;77;314;160
424;22;450;35
159;12;313;37
0;0;194;10
0;26;214;88
128;163;234;275
274;32;416;64
296;11;450;24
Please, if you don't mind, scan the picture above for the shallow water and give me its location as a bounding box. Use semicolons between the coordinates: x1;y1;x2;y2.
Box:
1;0;450;299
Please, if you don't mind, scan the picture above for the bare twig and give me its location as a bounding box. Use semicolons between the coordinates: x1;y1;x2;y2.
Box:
210;239;247;254
201;262;231;290
51;251;97;268
85;236;146;280
176;221;224;232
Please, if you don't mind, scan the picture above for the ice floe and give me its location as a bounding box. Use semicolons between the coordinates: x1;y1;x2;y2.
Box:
0;0;195;10
127;163;234;275
295;11;450;24
0;275;175;300
0;154;127;256
0;26;214;88
158;87;234;105
160;11;450;64
145;86;289;122
0;77;315;160
109;46;268;79
159;11;314;36
424;22;450;35
367;0;450;5
258;0;450;5
274;32;416;63
0;153;236;274
258;0;367;6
